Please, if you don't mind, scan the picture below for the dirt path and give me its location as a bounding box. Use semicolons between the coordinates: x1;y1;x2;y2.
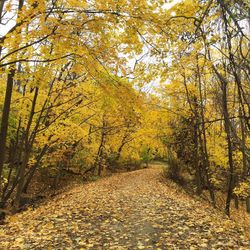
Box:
0;165;249;249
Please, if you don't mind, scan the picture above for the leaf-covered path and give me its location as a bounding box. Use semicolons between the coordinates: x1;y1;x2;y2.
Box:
1;165;249;249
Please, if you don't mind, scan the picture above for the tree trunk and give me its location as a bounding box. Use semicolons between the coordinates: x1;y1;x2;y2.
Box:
0;69;15;190
95;116;107;176
194;127;202;195
246;198;250;213
22;145;48;193
12;153;30;212
12;87;38;212
239;108;248;178
0;0;6;56
221;81;234;217
197;61;215;206
0;0;5;23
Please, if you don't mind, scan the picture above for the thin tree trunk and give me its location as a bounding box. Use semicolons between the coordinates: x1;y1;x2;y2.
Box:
246;198;250;213
0;0;6;56
197;59;216;206
221;81;234;216
194;103;202;195
240;108;248;178
95;115;107;176
13;87;39;212
22;144;48;193
0;0;5;22
182;72;203;194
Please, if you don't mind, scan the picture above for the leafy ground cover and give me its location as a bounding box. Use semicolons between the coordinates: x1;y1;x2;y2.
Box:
0;165;249;249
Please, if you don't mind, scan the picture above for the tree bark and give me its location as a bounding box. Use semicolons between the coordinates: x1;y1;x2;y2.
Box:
246;197;250;213
0;69;15;190
12;87;39;212
197;59;215;206
221;80;234;217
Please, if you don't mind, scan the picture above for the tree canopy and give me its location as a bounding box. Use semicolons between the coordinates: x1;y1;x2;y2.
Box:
0;0;249;218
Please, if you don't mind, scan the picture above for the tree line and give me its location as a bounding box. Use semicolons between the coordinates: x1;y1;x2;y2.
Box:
0;0;249;219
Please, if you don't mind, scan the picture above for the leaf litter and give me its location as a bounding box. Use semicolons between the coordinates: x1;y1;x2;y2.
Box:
0;165;249;249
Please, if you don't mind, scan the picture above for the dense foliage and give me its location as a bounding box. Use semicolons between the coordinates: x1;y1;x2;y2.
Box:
0;0;249;218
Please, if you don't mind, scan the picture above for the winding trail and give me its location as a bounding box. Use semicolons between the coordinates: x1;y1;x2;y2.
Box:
1;164;249;249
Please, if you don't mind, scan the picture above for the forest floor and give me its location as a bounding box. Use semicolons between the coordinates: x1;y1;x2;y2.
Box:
0;164;250;249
